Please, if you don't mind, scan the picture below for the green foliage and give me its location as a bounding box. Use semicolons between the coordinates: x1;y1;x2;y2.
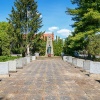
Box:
53;38;63;56
65;0;100;55
30;32;46;56
67;0;100;34
38;39;46;56
7;0;43;56
63;35;74;55
0;22;10;56
0;56;21;62
87;34;100;56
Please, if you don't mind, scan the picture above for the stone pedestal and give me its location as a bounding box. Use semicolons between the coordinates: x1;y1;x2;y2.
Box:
16;58;23;69
83;60;90;71
90;61;100;74
8;60;17;72
0;62;9;75
77;59;85;68
72;58;77;66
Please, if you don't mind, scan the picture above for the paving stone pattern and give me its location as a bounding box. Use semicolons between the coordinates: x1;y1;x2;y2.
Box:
0;57;100;100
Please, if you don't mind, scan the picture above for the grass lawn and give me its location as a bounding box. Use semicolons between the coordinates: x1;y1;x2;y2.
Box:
0;56;21;62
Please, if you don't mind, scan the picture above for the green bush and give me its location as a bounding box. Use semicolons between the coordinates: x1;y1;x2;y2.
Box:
93;58;100;62
0;56;21;62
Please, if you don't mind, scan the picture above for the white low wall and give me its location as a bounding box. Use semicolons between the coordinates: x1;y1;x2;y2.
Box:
63;56;67;62
25;57;30;64
8;60;17;72
68;56;74;63
63;56;100;74
30;56;32;62
0;62;9;75
72;58;77;66
83;60;90;71
32;56;36;60
63;56;75;63
16;58;23;69
77;59;85;68
21;57;27;66
90;61;100;74
35;52;39;57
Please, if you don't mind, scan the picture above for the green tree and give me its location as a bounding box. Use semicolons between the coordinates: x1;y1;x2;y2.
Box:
63;35;74;55
0;22;10;56
87;34;100;59
65;0;100;55
53;37;63;56
30;33;46;56
7;0;43;56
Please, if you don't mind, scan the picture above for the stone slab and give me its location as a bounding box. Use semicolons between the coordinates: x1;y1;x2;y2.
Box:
90;61;100;74
16;58;23;69
35;52;39;57
22;57;27;66
83;60;90;71
72;58;77;66
8;60;17;72
77;59;84;68
68;56;74;63
32;56;36;60
26;57;31;64
30;56;32;62
0;58;100;99
0;62;9;75
63;56;67;62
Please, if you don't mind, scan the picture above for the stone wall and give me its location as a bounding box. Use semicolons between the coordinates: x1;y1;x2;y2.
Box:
0;56;36;76
90;61;100;74
63;56;100;74
0;62;9;75
8;60;17;72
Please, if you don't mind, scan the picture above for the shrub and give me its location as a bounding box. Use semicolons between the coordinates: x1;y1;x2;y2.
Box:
0;56;21;62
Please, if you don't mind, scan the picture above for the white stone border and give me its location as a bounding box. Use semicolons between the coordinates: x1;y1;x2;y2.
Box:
90;61;100;74
8;60;17;72
0;62;9;75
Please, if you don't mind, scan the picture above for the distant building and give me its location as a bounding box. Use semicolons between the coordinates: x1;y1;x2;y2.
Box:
22;32;54;41
42;32;54;41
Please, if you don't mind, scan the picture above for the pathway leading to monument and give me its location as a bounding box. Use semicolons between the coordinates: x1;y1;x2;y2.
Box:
0;57;100;100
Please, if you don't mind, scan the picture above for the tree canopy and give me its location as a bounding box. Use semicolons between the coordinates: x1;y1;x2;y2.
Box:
53;36;64;56
7;0;43;56
65;0;100;55
0;22;10;56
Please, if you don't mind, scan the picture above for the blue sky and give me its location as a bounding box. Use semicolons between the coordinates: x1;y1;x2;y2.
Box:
0;0;76;38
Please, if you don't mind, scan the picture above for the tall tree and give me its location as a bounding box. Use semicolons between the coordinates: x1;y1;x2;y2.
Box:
0;22;10;56
53;37;63;56
87;34;100;59
7;0;43;56
65;0;100;54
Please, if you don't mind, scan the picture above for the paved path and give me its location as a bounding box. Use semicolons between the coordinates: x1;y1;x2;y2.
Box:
0;57;100;100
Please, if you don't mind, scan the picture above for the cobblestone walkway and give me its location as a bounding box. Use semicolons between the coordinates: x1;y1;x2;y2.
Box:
0;57;100;100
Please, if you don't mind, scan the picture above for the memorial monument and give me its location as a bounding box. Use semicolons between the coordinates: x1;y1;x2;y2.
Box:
45;35;54;57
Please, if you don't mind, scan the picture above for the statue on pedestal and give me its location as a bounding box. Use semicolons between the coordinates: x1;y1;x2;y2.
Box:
47;45;51;57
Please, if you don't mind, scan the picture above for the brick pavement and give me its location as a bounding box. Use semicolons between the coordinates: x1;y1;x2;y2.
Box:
0;57;100;100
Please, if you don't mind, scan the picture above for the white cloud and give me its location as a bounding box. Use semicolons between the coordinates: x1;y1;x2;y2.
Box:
48;26;59;31
57;29;71;37
36;12;42;18
40;15;42;18
44;32;52;34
